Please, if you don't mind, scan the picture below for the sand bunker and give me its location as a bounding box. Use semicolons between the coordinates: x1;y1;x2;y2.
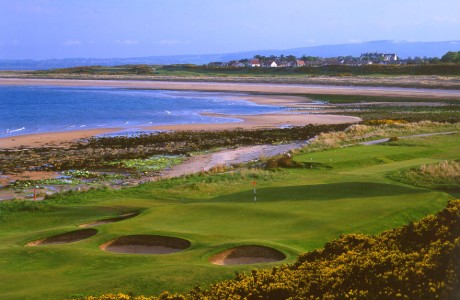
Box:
210;245;286;265
100;235;191;254
79;212;140;227
27;228;97;246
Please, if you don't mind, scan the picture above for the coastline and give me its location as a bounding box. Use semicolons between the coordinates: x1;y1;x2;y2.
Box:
0;79;363;148
0;113;360;149
3;76;455;149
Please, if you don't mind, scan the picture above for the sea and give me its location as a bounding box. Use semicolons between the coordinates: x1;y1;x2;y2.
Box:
0;85;284;138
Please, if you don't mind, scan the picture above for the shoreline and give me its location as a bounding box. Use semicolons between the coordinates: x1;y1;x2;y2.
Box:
1;77;455;149
0;128;122;149
0;80;362;148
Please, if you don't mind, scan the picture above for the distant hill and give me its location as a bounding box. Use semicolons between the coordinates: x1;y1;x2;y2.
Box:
275;40;460;59
1;40;459;70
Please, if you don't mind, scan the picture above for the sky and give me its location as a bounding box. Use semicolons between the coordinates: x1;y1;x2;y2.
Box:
1;0;459;60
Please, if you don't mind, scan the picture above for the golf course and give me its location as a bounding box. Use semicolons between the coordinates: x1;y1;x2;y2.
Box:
0;130;458;299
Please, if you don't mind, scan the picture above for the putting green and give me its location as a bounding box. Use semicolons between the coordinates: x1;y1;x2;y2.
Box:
0;133;458;299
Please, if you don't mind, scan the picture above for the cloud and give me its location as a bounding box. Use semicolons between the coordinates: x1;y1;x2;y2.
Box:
158;39;190;46
115;39;140;45
64;40;83;46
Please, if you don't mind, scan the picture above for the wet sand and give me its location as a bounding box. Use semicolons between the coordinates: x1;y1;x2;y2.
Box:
0;128;122;149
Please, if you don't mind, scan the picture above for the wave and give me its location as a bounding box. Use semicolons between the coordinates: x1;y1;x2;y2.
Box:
6;127;26;134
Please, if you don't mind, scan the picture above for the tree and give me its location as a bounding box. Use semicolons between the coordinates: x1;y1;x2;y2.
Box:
286;55;297;63
441;51;460;63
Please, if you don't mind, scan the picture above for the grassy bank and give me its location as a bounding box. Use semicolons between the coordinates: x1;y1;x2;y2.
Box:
2;65;460;89
36;64;460;77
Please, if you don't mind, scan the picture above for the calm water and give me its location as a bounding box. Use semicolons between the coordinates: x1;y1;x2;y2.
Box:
0;86;284;138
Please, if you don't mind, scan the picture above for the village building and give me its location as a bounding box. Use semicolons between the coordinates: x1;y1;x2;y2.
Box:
250;59;261;67
360;52;400;64
323;58;340;65
383;53;398;61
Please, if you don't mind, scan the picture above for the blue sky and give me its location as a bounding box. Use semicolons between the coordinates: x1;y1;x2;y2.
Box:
1;0;459;59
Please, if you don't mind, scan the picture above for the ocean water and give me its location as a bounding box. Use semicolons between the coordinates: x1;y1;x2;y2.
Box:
0;86;284;138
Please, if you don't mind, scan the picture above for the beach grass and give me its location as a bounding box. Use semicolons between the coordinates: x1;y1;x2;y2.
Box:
0;133;459;299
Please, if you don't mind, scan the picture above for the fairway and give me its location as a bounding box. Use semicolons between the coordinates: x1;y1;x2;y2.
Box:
0;133;458;299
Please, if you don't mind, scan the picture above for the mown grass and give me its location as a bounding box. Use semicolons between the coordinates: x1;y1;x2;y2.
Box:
0;133;458;299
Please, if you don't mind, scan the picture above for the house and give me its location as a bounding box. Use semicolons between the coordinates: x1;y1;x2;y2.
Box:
250;59;261;67
270;61;278;67
228;61;246;67
360;52;399;64
323;58;339;65
296;60;305;67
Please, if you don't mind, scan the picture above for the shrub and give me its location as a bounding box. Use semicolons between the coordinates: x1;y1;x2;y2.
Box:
264;154;302;169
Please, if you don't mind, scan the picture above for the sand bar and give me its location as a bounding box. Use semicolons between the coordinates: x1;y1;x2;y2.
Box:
149;113;360;131
1;78;460;99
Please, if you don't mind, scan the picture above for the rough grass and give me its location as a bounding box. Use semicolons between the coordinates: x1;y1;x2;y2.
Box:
390;160;460;190
302;121;459;151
